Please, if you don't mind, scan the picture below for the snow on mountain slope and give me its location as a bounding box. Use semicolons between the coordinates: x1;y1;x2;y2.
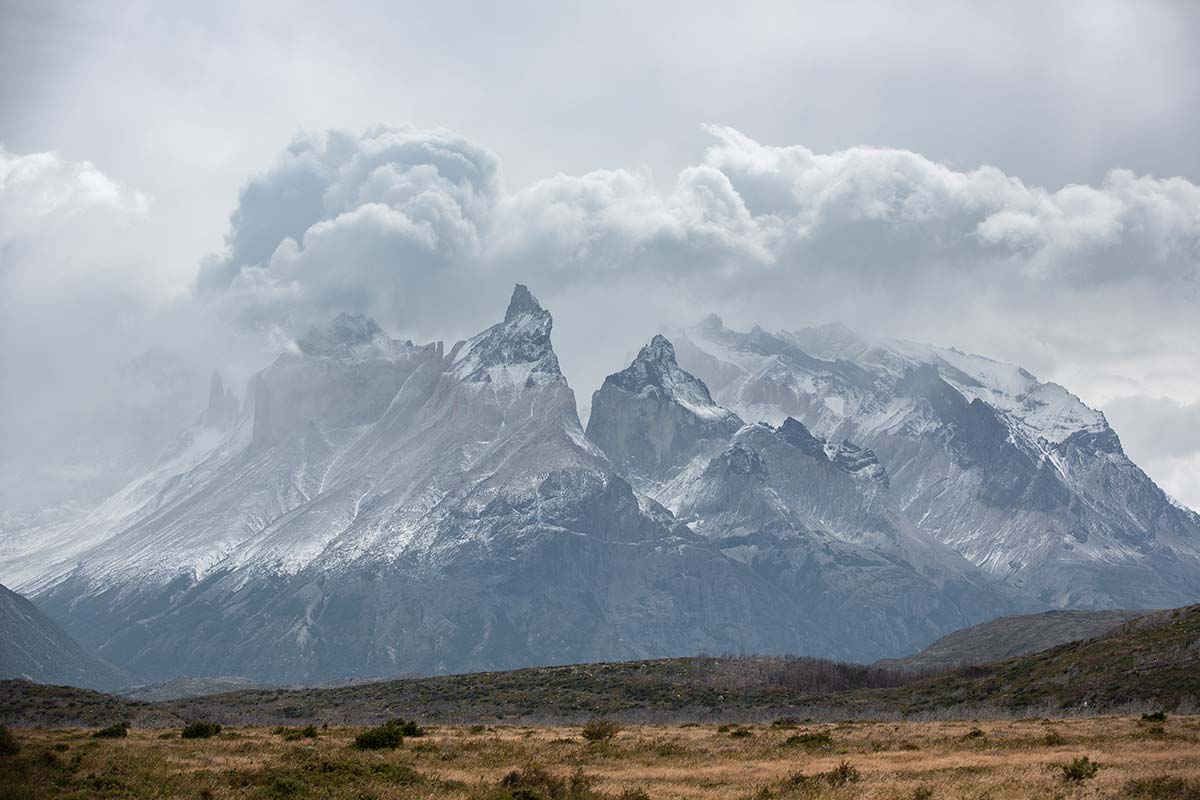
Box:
674;318;1200;609
20;287;825;681
586;336;1028;658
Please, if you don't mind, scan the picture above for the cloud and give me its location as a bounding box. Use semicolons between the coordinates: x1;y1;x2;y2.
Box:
188;123;1200;509
4;124;1199;513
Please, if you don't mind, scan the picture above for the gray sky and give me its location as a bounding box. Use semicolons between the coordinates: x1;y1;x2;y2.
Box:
2;0;1199;508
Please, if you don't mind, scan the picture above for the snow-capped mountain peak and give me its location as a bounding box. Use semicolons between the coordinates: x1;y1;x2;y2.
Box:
674;316;1200;609
450;283;562;385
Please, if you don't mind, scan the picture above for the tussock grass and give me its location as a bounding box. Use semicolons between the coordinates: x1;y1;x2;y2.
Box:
1;715;1199;798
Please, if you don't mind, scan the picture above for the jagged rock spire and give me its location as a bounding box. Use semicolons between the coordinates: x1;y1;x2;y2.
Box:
451;284;561;383
505;283;544;322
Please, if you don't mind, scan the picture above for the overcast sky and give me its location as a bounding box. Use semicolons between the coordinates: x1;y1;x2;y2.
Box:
2;0;1198;508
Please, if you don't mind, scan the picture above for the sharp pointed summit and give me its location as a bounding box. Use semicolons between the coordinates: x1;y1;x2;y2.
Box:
451;283;561;384
504;282;544;322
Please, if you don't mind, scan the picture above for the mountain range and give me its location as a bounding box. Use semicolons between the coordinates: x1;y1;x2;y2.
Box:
1;284;1197;684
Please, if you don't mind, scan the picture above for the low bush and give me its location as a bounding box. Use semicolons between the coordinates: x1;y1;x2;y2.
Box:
392;718;426;737
353;721;404;750
783;730;833;752
1142;711;1169;723
581;719;621;742
784;761;861;789
180;721;222;739
92;722;129;739
275;724;319;741
823;761;861;787
729;727;752;739
1059;756;1101;783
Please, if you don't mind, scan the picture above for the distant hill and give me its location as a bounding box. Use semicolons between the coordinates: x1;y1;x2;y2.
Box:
0;582;131;691
4;605;1198;726
875;605;1200;714
0;680;180;728
874;608;1143;672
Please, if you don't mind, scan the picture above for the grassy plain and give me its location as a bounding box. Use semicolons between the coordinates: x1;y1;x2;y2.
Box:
2;715;1200;799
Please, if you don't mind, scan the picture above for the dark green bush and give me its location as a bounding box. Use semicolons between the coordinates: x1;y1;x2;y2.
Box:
783;760;861;790
392;718;426;737
581;719;621;742
729;727;752;739
353;721;404;750
180;721;223;739
783;730;833;751
92;722;129;739
823;761;861;787
1059;756;1101;783
1142;711;1169;723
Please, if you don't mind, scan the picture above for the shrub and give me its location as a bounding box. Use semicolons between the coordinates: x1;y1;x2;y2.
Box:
729;727;753;739
275;724;320;741
784;761;861;790
391;718;426;737
962;728;985;740
581;719;621;742
0;726;19;757
911;787;934;800
1059;756;1101;783
783;730;833;751
353;721;404;750
92;722;129;739
180;721;223;739
496;764;595;798
1142;711;1169;723
824;761;861;787
1043;730;1064;746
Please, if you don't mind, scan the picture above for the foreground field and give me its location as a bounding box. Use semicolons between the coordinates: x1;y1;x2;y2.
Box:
2;715;1199;799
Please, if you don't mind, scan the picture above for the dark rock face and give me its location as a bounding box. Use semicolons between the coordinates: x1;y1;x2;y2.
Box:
0;582;130;691
586;334;741;483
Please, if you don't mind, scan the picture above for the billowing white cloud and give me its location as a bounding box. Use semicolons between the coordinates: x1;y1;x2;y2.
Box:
194;126;501;334
190;124;1200;508
3;125;1199;513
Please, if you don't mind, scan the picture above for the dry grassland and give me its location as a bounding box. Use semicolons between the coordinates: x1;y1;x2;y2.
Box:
2;715;1199;799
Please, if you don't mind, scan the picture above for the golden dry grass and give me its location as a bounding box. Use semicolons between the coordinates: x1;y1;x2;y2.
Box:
2;715;1200;799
